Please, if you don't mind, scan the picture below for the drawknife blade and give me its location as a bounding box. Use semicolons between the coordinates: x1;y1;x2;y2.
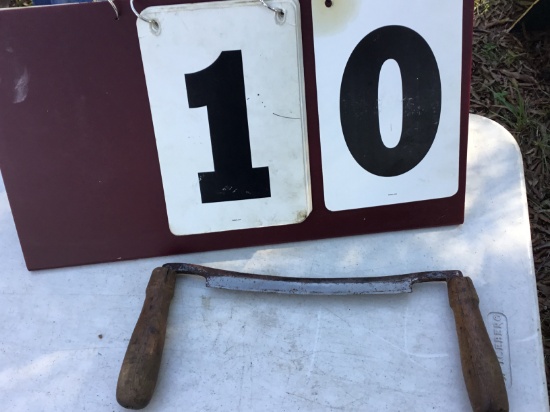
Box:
163;263;462;295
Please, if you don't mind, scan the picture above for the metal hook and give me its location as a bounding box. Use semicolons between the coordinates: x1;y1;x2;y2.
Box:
93;0;119;20
258;0;284;17
130;0;160;33
130;0;154;24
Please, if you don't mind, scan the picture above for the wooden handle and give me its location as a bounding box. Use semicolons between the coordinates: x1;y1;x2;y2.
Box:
116;267;177;409
448;276;508;412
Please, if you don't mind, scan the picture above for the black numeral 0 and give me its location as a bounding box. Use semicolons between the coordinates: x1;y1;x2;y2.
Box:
186;50;271;204
340;25;442;177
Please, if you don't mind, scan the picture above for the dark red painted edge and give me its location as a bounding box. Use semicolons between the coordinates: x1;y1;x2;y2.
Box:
0;0;473;270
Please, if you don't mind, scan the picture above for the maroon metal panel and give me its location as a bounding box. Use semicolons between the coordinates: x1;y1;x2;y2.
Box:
0;0;473;270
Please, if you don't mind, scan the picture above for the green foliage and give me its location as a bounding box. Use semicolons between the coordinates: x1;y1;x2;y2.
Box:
474;0;491;15
491;88;529;131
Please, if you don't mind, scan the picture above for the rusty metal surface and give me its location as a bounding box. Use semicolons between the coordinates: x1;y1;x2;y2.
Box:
162;263;462;295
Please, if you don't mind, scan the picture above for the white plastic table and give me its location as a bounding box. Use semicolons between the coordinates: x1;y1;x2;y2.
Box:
0;115;548;411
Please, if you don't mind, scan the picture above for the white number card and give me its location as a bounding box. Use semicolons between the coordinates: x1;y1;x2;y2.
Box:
137;0;310;236
312;0;463;211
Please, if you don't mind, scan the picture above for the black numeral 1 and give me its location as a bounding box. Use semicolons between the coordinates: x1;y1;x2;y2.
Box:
340;25;442;177
186;50;271;203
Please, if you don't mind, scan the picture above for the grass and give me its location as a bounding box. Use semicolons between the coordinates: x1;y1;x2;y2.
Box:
491;87;530;131
475;0;492;15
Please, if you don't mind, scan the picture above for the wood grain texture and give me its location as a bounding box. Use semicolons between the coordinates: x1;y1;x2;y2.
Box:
116;267;177;409
448;276;509;412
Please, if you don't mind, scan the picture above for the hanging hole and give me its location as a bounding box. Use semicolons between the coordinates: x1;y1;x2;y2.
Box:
150;19;161;35
325;0;333;7
275;9;286;24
